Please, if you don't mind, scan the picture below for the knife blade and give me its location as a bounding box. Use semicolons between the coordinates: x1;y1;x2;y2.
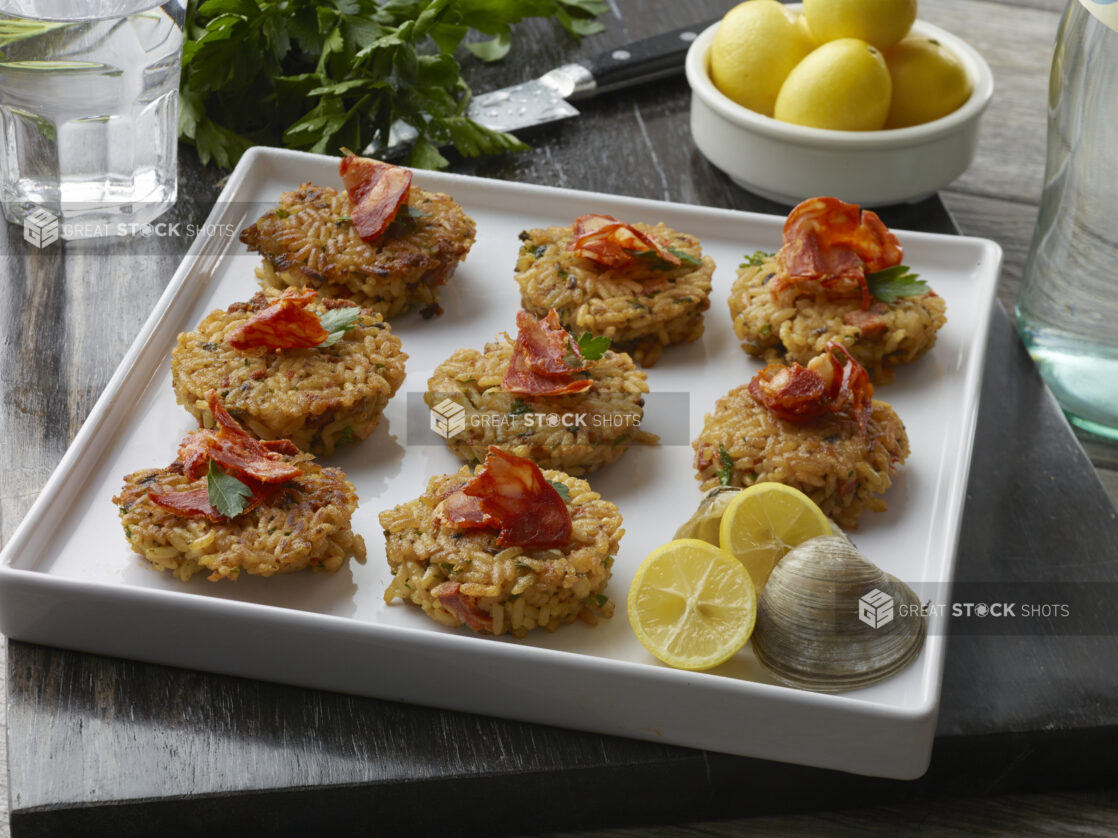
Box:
376;19;718;156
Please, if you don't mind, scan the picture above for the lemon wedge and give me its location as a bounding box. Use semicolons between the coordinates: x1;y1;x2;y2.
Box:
718;482;832;590
627;539;757;671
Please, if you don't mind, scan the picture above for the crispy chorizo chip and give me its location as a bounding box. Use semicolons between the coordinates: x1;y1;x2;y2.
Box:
339;153;412;242
748;342;874;430
225;287;329;351
148;478;277;523
444;447;572;549
501;309;594;396
178;391;302;484
773;197;904;309
152;391;303;522
570;213;680;268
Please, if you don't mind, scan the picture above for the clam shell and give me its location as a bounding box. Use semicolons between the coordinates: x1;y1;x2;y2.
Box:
673;486;741;544
752;535;925;693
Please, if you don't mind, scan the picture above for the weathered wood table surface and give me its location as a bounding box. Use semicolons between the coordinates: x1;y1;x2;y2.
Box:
2;0;1117;835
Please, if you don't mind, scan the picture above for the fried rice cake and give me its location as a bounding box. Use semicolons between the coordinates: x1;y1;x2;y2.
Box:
381;448;621;637
729;197;946;383
171;290;406;456
514;214;714;367
241;179;475;319
114;392;366;582
693;344;909;529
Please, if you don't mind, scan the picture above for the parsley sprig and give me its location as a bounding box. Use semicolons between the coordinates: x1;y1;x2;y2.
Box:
317;307;362;347
207;460;252;519
180;0;608;170
740;250;774;268
568;332;611;364
866;265;929;303
547;479;571;502
633;247;703;269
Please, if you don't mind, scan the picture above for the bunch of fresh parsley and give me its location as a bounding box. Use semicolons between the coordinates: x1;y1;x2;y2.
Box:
180;0;607;170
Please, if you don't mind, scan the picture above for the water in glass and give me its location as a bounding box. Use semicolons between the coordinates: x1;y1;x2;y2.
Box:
0;1;181;236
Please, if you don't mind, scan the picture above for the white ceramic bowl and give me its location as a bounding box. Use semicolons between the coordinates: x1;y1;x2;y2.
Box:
686;16;994;206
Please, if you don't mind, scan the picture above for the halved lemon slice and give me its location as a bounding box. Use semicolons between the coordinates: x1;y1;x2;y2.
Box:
718;482;832;590
627;539;757;671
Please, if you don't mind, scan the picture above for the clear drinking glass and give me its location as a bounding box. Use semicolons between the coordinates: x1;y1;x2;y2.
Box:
1016;0;1118;440
0;1;182;238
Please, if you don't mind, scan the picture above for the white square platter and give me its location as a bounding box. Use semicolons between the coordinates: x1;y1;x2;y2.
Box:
0;147;1002;779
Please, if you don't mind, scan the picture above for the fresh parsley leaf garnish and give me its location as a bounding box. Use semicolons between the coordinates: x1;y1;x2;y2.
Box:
865;265;929;303
508;399;532;416
207;460;252;519
317;307;362;347
547;480;571;502
383;204;430;236
574;332;611;361
633;247;702;269
717;444;735;486
668;247;703;266
179;1;608;171
741;250;775;268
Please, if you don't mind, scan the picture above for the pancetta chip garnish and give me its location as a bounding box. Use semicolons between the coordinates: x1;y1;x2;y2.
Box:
569;213;681;269
149;390;301;520
226;288;326;351
748;342;874;431
225;288;360;351
501;309;595;397
443;447;573;549
339;152;412;243
771;197;905;310
148;470;276;523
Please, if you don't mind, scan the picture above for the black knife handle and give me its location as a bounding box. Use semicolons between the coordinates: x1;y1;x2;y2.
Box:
576;19;721;99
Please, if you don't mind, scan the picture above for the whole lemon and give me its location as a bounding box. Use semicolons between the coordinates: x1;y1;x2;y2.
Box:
803;0;917;51
793;11;821;49
709;0;817;117
885;36;973;127
774;38;892;131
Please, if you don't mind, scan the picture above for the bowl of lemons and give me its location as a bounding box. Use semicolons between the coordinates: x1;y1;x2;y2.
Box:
686;0;994;206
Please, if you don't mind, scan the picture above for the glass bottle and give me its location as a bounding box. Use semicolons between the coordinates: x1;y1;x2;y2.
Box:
1016;0;1118;440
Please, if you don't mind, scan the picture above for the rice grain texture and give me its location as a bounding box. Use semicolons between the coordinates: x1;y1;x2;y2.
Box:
425;333;654;475
381;467;622;637
171;293;407;455
729;256;947;383
241;182;475;319
514;222;714;367
693;384;909;529
114;455;366;582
